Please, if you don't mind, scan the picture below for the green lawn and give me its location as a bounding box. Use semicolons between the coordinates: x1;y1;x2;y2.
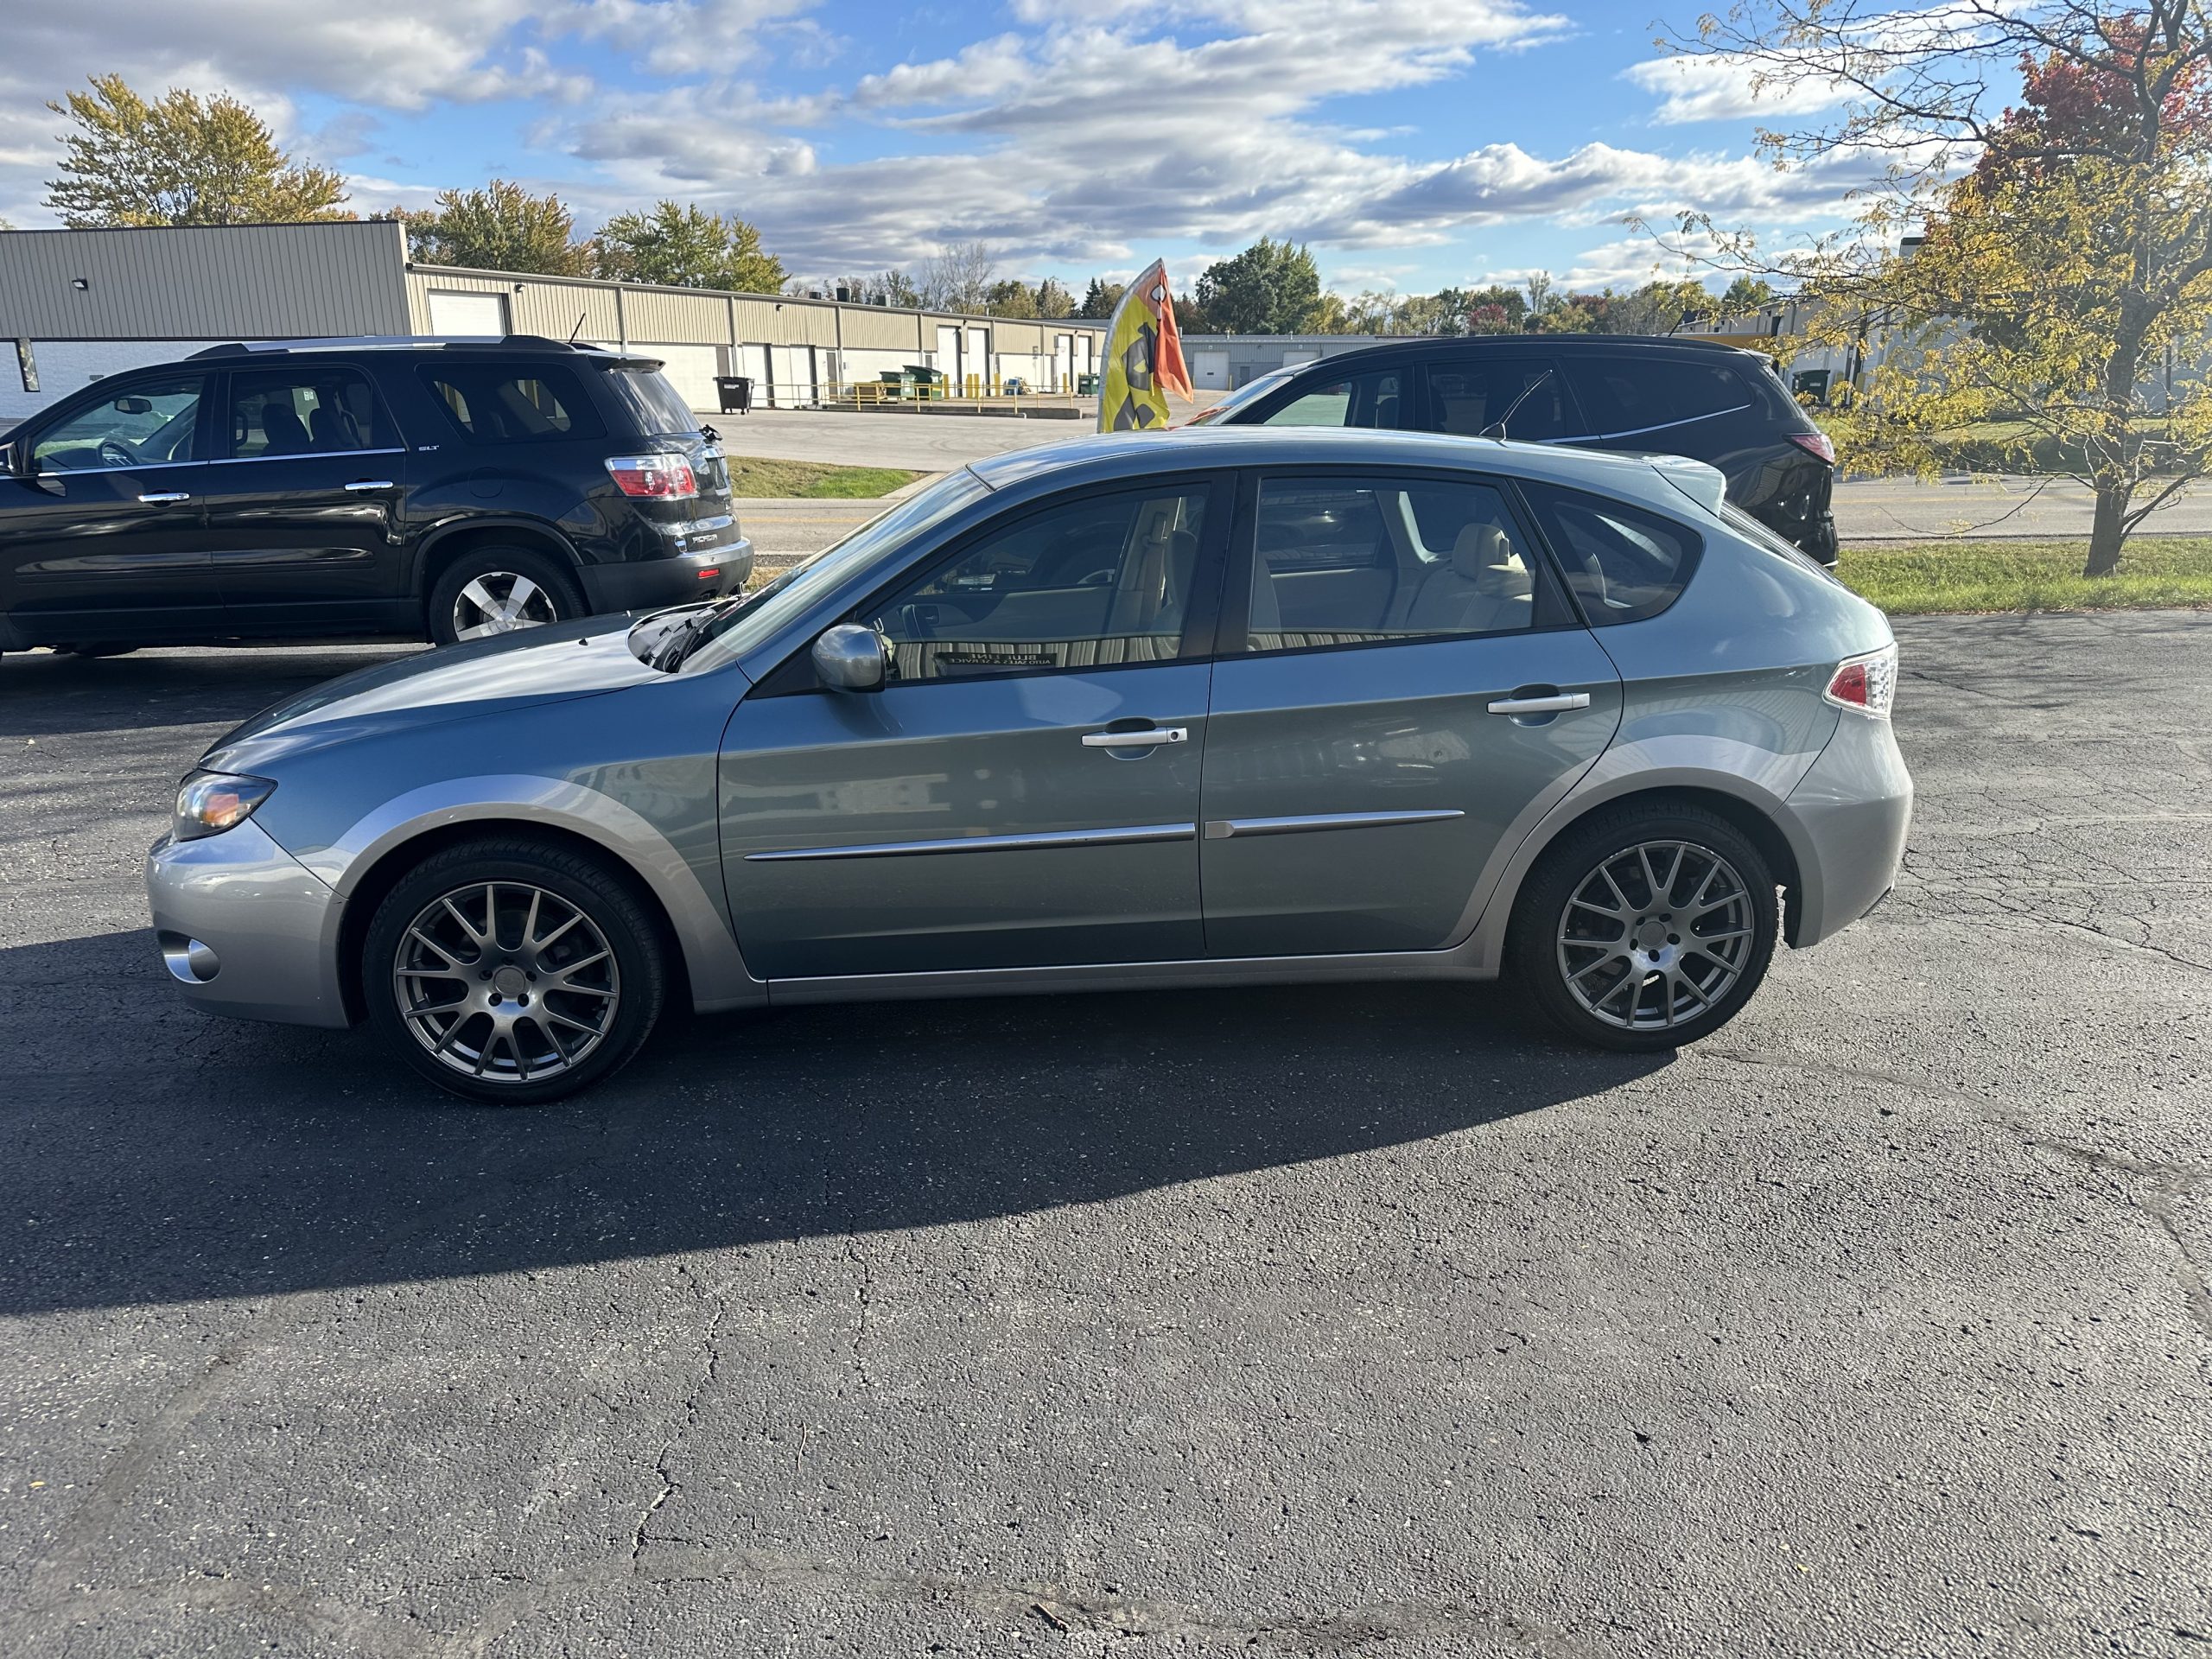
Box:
723;457;920;499
1839;537;2212;614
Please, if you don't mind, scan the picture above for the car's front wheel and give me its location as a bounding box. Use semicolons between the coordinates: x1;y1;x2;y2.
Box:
427;547;586;646
362;837;668;1103
1509;804;1779;1052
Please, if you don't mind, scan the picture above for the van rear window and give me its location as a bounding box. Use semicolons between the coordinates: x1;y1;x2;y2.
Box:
599;365;699;437
419;364;603;443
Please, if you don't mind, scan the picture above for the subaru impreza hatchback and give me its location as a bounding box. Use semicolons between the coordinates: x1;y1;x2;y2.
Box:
148;428;1910;1103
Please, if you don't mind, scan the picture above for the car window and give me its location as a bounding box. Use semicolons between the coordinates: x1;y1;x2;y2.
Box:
1260;367;1404;429
228;367;387;458
1185;366;1296;425
1569;357;1754;437
32;376;203;472
864;486;1211;682
419;364;604;442
1423;360;1572;442
598;365;698;436
1245;477;1538;653
1521;482;1700;624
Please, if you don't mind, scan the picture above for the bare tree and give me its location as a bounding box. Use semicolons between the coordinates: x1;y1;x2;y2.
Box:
918;241;998;313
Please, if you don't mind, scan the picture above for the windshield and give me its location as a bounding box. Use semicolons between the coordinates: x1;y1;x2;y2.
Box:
600;365;700;436
1183;367;1296;425
679;468;993;672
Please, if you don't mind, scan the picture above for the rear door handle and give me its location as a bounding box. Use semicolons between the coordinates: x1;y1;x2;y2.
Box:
1487;692;1590;715
343;480;396;492
1081;727;1188;748
137;491;190;503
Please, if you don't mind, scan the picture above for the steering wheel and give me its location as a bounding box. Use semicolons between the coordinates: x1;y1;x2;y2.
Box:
98;438;137;468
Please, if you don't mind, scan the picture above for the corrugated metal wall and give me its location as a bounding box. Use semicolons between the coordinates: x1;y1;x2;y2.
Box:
0;221;410;339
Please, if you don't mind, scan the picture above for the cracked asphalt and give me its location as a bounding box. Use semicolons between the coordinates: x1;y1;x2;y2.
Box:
1;611;2207;1657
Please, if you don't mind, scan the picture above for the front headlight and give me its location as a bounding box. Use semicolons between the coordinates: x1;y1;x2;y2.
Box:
173;771;276;842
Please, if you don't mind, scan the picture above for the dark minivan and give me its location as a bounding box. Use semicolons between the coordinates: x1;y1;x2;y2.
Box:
1193;335;1838;564
0;336;752;657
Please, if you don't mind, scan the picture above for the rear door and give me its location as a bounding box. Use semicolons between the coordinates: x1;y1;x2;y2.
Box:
0;371;220;641
200;363;413;633
1198;468;1621;959
721;475;1230;979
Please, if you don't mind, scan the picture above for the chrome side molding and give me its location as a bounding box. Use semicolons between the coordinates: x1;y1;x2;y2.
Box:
746;822;1198;862
1202;809;1465;841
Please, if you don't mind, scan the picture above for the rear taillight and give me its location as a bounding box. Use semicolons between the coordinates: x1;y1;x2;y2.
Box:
1825;644;1897;718
1789;430;1836;466
605;454;698;499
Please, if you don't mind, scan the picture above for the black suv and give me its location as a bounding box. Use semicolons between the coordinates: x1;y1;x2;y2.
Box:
1193;335;1838;563
0;336;751;657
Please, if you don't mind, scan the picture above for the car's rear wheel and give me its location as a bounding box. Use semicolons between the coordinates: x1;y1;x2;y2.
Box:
362;837;667;1103
427;547;585;646
1509;804;1778;1052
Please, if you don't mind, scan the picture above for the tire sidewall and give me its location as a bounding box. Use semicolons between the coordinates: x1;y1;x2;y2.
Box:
1510;807;1779;1052
426;547;585;647
363;841;665;1103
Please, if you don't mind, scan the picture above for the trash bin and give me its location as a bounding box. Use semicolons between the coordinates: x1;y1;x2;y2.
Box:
1077;372;1101;397
715;376;753;415
1791;369;1831;405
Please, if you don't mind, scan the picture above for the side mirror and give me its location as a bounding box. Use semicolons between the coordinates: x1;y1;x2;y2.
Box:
812;624;887;693
0;441;18;480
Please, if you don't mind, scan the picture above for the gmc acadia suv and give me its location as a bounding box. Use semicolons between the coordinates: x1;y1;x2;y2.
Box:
0;336;752;657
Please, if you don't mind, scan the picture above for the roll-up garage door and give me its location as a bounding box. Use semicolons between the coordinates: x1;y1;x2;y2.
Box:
639;344;720;412
426;291;510;336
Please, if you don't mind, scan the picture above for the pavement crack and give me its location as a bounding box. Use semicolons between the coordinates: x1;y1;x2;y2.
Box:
2030;1138;2212;1346
846;1233;877;1389
629;1277;732;1561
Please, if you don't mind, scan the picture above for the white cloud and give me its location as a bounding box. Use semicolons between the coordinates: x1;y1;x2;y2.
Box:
1622;53;1859;126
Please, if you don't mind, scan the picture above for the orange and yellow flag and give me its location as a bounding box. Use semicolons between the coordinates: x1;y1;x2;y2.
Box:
1097;260;1192;432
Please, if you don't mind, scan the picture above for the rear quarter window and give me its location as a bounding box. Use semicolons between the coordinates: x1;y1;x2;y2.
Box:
1522;482;1700;625
1570;356;1756;437
418;363;604;443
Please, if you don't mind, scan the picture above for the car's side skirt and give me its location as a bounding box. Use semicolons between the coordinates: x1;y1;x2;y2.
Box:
765;945;1494;1006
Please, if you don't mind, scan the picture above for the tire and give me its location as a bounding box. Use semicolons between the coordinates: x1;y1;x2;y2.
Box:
426;546;586;647
362;836;668;1104
1508;803;1779;1052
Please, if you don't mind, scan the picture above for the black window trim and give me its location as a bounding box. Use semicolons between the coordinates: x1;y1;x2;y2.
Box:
1220;464;1582;663
1510;477;1707;630
755;469;1238;696
209;360;410;465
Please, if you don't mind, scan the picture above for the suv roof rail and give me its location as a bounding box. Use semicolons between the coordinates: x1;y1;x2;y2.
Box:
186;334;591;359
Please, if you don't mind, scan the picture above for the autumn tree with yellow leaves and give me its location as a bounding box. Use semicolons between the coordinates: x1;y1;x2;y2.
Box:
1661;1;2212;576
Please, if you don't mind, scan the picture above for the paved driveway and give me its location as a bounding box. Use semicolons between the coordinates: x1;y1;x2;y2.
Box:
1;613;2206;1656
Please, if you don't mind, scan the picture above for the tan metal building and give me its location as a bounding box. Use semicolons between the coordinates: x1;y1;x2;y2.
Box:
0;220;1104;422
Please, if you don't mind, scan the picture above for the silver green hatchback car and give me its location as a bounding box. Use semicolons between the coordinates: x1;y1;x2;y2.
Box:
148;428;1910;1103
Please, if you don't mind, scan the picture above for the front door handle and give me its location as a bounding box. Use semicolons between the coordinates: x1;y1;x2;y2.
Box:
1081;727;1187;748
137;491;190;504
343;480;396;492
1488;692;1590;715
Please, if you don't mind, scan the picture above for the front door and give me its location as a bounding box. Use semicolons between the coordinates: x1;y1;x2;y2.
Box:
1199;470;1621;958
200;364;413;634
0;371;220;642
721;476;1228;980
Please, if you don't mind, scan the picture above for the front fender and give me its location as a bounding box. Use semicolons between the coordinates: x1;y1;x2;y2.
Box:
297;773;766;1014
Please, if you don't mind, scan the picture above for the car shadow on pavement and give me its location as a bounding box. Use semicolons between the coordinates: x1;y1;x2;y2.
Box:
1;927;1671;1317
0;645;423;738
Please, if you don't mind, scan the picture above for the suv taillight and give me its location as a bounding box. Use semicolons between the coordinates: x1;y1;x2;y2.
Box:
605;454;698;499
1824;644;1897;718
1789;430;1836;466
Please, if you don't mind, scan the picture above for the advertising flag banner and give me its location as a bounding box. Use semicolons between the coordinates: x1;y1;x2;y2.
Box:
1097;260;1192;432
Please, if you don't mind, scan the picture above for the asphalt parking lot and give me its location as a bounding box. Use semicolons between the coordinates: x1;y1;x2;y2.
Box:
2;612;2208;1656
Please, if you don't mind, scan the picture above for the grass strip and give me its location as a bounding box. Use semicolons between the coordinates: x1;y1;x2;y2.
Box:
1839;537;2212;614
724;457;921;499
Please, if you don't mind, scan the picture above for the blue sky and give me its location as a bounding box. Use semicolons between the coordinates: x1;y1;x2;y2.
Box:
0;0;1881;296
